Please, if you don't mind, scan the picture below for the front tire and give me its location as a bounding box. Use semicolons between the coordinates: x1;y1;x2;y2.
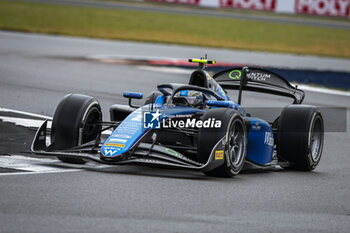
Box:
197;108;247;177
51;94;102;164
277;105;324;171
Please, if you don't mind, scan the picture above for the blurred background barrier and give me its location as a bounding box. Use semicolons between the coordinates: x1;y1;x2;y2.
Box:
146;0;350;18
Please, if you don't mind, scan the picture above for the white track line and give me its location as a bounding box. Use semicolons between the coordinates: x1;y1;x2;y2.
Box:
293;84;350;97
0;155;81;176
137;65;192;74
0;116;52;128
0;107;52;120
0;108;113;176
0;170;80;176
0;155;113;176
0;108;112;134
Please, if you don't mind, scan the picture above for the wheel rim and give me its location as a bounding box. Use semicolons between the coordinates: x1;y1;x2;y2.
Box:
310;117;323;162
228;119;245;167
81;107;101;144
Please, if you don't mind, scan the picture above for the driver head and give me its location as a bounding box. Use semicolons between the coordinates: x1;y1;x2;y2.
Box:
173;90;203;108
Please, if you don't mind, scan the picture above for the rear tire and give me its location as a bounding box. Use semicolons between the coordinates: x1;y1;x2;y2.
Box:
277;105;324;171
51;94;102;164
197;108;247;177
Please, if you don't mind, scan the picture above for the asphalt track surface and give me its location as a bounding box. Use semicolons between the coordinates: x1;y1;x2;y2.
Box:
19;0;350;30
0;31;350;232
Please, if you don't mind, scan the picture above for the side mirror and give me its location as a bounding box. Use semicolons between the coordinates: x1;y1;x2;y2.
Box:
123;92;143;108
123;92;143;99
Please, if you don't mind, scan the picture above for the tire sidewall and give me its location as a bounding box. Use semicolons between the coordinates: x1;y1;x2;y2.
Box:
198;108;247;177
78;101;101;145
224;115;247;176
307;112;324;169
278;105;324;171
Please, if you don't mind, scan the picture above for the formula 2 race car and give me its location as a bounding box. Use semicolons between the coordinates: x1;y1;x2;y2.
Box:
31;58;324;177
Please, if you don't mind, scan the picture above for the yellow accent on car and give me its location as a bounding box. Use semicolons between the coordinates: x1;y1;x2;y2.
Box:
215;150;224;160
105;143;125;148
189;59;216;64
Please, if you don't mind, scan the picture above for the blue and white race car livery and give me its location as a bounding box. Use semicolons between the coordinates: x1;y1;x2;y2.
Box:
31;58;324;177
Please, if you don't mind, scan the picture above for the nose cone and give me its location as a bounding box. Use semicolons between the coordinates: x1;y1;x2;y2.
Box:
100;143;124;160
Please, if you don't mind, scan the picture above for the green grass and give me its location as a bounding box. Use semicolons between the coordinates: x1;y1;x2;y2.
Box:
1;0;350;58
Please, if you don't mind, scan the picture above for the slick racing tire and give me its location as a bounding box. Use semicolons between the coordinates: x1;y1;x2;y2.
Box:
51;94;102;164
197;108;247;177
277;105;324;171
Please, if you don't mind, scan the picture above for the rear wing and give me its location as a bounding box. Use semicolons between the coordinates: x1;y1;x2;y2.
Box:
213;67;305;104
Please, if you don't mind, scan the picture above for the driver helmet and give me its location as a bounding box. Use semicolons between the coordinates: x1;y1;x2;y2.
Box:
174;90;203;107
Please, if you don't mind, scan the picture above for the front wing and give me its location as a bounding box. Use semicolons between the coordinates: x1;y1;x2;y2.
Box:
31;120;225;172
